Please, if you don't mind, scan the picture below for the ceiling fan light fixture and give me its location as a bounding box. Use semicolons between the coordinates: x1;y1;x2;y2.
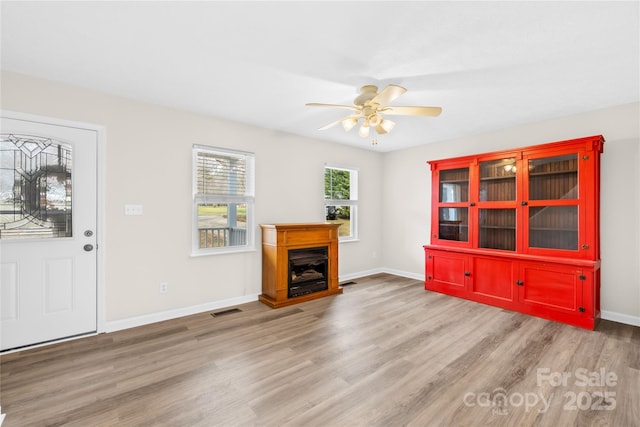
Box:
380;118;395;133
342;117;358;132
358;122;370;137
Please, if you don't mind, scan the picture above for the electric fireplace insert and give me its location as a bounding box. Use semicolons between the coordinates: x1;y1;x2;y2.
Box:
288;246;329;298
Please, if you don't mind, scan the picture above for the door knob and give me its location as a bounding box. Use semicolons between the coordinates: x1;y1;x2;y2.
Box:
83;244;94;252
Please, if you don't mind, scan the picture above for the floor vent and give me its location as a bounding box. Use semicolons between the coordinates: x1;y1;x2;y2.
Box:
211;308;242;317
340;281;357;286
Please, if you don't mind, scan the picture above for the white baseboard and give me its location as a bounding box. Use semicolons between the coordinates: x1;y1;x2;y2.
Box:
104;271;638;334
340;268;424;282
380;268;424;281
104;294;259;333
105;269;422;333
339;268;384;282
601;310;640;327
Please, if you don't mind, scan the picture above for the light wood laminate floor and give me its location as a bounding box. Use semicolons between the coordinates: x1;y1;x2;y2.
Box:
1;273;639;426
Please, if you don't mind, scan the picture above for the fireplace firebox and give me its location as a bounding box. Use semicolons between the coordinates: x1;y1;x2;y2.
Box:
288;247;328;298
259;223;342;308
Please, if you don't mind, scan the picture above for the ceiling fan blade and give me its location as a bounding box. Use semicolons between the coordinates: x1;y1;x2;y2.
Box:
381;106;442;117
317;114;359;131
306;103;359;111
370;84;407;107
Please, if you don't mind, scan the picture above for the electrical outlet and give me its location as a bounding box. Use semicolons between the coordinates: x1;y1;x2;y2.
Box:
159;282;168;293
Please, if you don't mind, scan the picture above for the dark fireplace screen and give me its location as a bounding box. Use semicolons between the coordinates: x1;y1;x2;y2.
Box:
288;246;329;298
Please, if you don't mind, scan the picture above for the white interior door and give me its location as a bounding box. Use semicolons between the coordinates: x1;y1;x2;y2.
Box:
1;113;98;351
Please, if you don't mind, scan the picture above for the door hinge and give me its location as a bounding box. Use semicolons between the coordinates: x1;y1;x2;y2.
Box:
579;275;586;280
578;307;586;313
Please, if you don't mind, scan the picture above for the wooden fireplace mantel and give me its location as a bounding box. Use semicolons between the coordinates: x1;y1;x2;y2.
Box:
259;223;342;308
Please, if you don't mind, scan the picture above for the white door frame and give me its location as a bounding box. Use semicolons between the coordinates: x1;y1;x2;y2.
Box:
1;109;107;342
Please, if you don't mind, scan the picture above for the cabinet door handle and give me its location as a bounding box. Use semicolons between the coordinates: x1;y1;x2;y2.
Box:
464;271;471;277
516;280;524;286
520;201;528;206
470;202;476;207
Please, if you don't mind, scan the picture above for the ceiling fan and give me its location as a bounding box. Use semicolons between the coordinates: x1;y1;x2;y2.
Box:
306;84;442;138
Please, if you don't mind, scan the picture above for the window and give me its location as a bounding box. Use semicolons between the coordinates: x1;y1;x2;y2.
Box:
192;145;255;254
324;165;358;240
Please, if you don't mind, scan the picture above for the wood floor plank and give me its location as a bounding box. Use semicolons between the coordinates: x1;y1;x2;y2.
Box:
1;273;638;426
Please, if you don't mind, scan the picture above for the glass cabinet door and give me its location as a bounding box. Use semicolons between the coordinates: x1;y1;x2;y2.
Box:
529;154;578;200
526;153;579;251
528;206;578;250
479;208;516;251
439;207;468;242
437;167;469;242
477;158;517;251
439;168;468;203
479;158;516;201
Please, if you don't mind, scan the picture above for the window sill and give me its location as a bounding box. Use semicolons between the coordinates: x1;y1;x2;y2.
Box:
339;238;360;243
190;247;257;257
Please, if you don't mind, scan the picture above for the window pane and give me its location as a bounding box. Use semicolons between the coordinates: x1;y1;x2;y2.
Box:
197;203;247;248
438;207;468;242
529;206;578;250
479;158;516;201
529;154;578;200
324;166;357;240
325;168;350;200
325;205;352;237
1;134;72;239
196;152;248;196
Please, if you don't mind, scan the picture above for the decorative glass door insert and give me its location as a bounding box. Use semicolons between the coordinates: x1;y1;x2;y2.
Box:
1;134;72;239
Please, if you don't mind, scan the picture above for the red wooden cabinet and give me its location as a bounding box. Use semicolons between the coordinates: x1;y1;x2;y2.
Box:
424;135;603;329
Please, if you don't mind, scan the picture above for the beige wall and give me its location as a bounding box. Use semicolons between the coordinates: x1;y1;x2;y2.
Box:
382;102;640;324
1;71;384;325
2;70;639;327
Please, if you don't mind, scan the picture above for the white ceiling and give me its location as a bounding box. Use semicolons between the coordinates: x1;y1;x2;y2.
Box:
1;1;638;152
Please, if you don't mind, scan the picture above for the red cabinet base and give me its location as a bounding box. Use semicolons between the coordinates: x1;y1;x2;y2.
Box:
425;246;600;330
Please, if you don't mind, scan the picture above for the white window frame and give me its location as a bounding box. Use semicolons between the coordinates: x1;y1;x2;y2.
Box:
324;164;358;241
192;145;255;256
